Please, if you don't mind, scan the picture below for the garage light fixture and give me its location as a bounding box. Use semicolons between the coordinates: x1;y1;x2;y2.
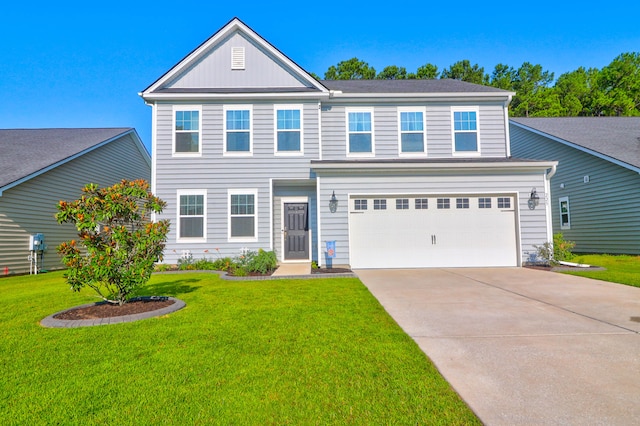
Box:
329;191;338;213
528;188;539;210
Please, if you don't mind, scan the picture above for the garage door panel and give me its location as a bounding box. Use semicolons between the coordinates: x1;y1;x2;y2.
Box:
349;195;517;268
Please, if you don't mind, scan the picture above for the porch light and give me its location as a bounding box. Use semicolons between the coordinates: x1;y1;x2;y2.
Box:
528;188;539;210
329;191;338;213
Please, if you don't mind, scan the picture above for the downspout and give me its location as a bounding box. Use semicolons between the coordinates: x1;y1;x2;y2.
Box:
504;95;513;157
544;164;557;243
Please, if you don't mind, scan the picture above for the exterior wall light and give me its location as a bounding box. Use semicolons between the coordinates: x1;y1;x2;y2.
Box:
329;191;338;213
528;188;540;210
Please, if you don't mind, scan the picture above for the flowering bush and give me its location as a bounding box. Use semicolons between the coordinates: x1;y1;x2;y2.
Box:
56;180;169;305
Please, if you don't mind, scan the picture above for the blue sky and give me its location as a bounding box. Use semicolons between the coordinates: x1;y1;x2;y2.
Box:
1;2;638;153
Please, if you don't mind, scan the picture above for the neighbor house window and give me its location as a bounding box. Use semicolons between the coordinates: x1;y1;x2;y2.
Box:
559;196;571;230
498;197;511;209
453;109;479;153
415;198;428;209
354;199;368;210
225;106;252;154
437;198;450;209
373;199;386;210
229;190;257;240
456;198;470;209
399;109;425;153
174;107;201;154
347;109;373;154
275;107;302;153
177;191;206;240
479;198;492;209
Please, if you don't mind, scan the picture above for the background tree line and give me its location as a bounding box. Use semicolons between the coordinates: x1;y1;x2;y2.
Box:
314;53;640;118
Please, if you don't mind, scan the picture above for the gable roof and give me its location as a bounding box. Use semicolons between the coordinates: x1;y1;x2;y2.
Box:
0;128;149;192
141;17;328;99
510;117;640;171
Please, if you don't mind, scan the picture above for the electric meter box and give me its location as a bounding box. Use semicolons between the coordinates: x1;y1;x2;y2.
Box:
29;233;45;251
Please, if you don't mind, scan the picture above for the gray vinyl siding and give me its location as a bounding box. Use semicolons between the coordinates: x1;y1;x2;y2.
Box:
320;103;508;160
166;32;311;90
511;124;640;254
317;170;549;267
155;101;320;264
0;134;150;275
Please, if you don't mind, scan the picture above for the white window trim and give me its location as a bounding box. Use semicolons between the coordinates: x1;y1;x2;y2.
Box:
223;105;253;156
172;105;202;157
274;104;304;156
176;189;207;243
228;188;258;242
346;107;375;157
559;196;571;230
451;106;481;156
397;107;427;156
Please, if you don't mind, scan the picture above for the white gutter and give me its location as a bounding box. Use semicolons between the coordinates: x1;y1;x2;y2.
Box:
140;91;331;101
311;160;558;171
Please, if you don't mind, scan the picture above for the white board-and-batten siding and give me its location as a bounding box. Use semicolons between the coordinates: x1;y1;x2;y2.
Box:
0;134;150;275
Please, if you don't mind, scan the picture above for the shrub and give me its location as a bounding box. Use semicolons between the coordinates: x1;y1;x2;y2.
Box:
535;232;576;265
246;249;278;274
56;179;169;305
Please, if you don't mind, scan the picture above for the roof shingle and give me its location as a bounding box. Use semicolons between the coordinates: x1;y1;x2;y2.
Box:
0;128;133;189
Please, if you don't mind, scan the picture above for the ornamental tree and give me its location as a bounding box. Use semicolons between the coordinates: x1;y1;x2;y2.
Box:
56;179;170;305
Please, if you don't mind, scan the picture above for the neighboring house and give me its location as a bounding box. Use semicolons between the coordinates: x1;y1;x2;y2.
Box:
0;128;150;275
140;17;556;269
511;117;640;254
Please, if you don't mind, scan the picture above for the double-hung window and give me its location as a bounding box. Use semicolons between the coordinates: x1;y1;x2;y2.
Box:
399;108;426;154
229;190;257;240
225;106;252;154
174;107;201;154
347;109;373;155
177;190;206;241
452;108;479;153
275;106;302;153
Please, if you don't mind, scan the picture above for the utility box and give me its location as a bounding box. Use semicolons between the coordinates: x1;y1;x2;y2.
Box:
29;233;45;251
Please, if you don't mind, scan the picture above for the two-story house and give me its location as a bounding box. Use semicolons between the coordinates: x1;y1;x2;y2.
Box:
140;17;556;269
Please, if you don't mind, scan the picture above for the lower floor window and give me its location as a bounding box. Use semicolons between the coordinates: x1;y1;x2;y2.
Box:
456;198;469;209
559;196;570;229
179;193;205;239
373;199;387;210
437;198;450;209
230;192;256;238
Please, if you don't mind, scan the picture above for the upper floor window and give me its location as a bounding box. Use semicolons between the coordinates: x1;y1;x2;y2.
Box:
177;190;206;241
275;107;302;153
174;107;201;155
399;109;426;154
225;106;252;154
347;109;373;155
453;109;479;153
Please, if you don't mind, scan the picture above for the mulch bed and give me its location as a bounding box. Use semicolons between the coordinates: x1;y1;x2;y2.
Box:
54;298;175;320
311;267;353;274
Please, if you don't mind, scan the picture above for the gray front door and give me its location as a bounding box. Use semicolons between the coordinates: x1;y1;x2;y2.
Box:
284;203;309;260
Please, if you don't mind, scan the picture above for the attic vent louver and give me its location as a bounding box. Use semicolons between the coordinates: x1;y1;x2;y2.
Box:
231;47;245;70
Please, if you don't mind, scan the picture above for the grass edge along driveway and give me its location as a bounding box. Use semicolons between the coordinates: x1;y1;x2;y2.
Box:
0;271;479;425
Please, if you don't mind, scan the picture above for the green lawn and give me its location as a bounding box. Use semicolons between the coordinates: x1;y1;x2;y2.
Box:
0;272;479;425
560;254;640;287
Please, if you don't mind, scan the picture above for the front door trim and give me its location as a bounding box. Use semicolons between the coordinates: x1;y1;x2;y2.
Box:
281;196;311;262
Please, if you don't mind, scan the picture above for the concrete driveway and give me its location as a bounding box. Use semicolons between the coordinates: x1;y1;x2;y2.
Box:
355;267;640;425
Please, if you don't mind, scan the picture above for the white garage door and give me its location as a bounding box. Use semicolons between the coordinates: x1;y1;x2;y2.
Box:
349;195;518;268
